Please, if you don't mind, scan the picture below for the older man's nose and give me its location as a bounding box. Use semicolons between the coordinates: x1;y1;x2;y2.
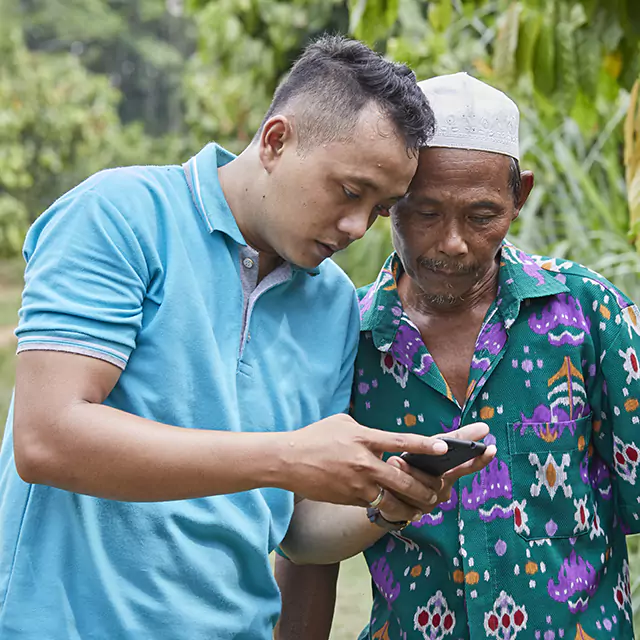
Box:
438;222;468;257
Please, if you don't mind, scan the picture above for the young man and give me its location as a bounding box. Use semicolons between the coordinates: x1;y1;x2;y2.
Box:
0;38;488;640
276;73;640;640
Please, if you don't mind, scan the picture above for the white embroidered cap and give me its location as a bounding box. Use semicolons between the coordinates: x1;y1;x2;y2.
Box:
418;72;520;160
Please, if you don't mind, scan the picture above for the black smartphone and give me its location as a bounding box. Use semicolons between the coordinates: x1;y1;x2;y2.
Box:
400;437;487;476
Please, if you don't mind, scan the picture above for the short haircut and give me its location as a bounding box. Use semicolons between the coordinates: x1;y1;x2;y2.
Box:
255;34;435;153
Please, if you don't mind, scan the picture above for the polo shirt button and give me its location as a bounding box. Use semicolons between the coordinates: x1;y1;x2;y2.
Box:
243;257;254;269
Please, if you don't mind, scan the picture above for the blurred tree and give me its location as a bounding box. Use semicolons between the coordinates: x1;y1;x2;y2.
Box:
366;0;640;134
0;0;184;256
185;0;349;151
0;4;116;252
626;79;640;252
19;0;195;135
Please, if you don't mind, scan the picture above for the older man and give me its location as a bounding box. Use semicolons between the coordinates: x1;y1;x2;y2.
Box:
276;73;640;640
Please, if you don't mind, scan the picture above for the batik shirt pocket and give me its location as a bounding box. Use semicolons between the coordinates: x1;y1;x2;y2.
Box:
507;415;594;540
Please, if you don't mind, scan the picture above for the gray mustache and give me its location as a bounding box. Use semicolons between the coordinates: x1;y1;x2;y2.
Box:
419;258;478;274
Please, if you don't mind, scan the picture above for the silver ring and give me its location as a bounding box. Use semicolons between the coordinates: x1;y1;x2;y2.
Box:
368;487;385;509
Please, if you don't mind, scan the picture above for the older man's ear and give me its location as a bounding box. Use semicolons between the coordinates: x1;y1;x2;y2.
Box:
516;170;534;212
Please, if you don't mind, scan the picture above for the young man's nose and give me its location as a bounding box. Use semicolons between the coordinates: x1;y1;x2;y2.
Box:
337;209;371;242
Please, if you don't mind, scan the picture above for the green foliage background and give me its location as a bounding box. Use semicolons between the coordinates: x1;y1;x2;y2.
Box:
2;0;640;296
2;0;640;632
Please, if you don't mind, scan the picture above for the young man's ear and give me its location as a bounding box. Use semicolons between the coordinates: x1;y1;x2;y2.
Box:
258;116;295;174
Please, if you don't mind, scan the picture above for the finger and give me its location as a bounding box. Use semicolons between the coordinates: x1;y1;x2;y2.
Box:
375;488;422;523
364;485;386;509
390;457;455;507
364;429;449;456
387;456;444;492
371;457;439;512
445;444;497;482
444;421;490;442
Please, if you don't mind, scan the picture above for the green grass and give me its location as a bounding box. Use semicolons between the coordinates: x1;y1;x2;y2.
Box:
331;556;372;640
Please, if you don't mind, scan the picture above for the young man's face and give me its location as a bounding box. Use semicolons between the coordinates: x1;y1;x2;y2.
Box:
259;105;418;269
392;147;528;305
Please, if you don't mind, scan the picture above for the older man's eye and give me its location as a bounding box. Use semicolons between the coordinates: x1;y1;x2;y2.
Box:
471;216;493;225
342;186;360;200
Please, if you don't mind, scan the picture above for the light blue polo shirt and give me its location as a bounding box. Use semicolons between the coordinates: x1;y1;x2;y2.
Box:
0;143;360;639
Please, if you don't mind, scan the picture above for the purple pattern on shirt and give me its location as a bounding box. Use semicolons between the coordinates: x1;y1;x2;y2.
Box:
589;455;612;499
471;355;491;371
547;551;599;612
462;457;512;511
440;415;461;433
528;294;591;346
391;323;434;376
412;488;458;528
517;251;547;286
370;555;401;608
516;403;591;437
580;455;589;485
477;322;507;355
359;285;376;321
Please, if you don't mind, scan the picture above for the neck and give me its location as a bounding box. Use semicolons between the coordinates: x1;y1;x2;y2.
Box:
399;259;500;319
218;147;283;279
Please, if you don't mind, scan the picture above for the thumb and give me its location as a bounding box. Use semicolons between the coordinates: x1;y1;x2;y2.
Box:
447;422;489;442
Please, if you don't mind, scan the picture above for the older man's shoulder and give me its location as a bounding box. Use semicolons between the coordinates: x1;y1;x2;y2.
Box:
522;248;637;312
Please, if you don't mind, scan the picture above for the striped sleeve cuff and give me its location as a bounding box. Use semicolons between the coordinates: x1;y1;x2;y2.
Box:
17;335;129;370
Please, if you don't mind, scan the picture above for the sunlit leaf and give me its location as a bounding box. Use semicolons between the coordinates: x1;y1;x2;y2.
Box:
493;1;521;86
533;10;556;95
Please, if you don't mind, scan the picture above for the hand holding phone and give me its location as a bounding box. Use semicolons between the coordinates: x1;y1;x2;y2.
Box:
400;437;487;476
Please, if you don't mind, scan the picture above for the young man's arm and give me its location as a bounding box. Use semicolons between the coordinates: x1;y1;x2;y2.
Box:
15;349;461;506
274;556;339;640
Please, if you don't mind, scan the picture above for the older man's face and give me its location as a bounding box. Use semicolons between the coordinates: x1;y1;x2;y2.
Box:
391;147;524;305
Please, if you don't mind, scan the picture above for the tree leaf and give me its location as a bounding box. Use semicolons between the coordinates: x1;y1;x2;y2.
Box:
533;10;557;95
515;6;543;80
493;1;521;87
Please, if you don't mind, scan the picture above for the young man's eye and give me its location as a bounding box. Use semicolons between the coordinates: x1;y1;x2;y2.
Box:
342;186;360;200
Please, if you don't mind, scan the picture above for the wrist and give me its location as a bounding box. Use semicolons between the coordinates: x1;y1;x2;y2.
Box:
366;507;411;532
257;431;299;492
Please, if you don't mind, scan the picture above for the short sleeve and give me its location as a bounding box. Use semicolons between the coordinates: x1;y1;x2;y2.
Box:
325;292;360;416
16;189;150;369
595;305;640;533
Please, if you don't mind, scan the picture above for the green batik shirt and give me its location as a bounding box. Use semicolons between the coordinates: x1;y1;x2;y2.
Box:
354;242;640;640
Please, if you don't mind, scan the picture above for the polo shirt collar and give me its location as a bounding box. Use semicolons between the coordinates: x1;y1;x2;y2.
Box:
184;143;320;276
184;143;245;244
360;241;569;350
